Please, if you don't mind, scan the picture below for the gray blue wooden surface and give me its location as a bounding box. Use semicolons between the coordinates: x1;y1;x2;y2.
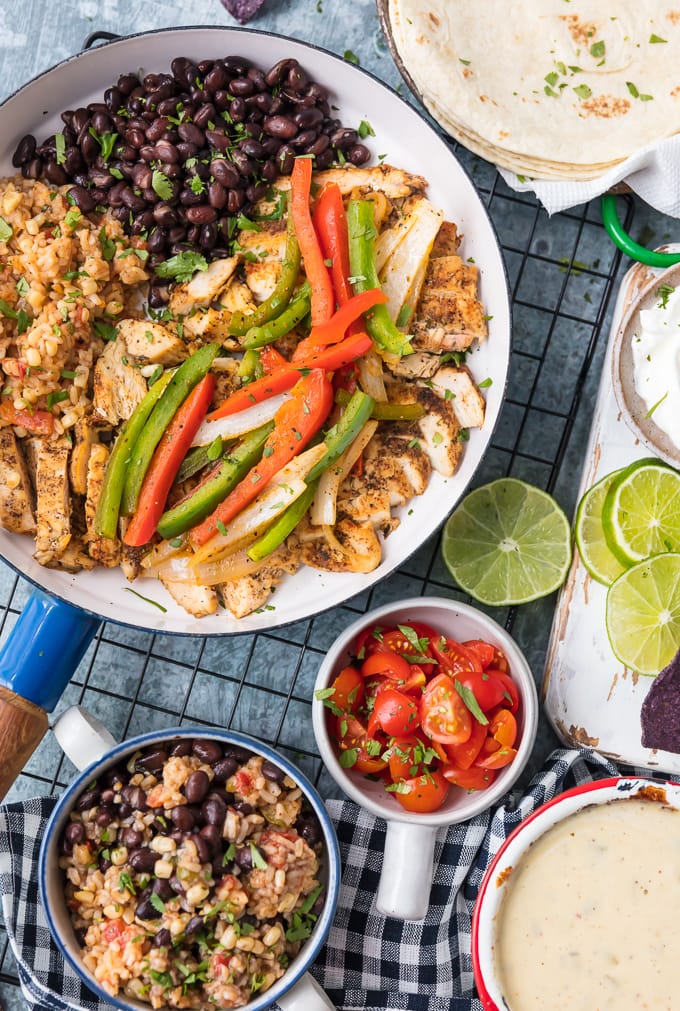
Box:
0;1;668;1006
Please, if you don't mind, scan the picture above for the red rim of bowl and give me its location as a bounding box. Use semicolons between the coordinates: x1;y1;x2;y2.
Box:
470;775;679;1010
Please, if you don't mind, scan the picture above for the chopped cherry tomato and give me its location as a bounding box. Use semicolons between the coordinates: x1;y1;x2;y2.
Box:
455;670;507;713
442;764;497;791
475;742;518;770
361;648;412;682
335;714;387;774
420;673;472;745
369;688;419;737
388;736;425;781
102;918;127;943
392;770;449;812
492;670;520;713
444;718;487;770
381;626;434;660
328;666;365;714
488;707;518;748
430;637;481;675
463;640;496;669
488;646;510;674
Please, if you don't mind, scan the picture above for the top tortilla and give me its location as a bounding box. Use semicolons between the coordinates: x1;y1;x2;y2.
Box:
389;0;680;176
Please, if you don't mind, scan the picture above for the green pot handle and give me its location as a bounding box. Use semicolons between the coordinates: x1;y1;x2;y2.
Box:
600;194;680;267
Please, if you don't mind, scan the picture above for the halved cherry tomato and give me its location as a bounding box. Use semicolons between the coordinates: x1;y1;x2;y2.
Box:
328;666;365;714
442;764;497;791
388;736;425;780
361;649;412;682
335;714;387;774
463;640;496;670
381;626;434;660
492;670;520;713
430;637;481;675
455;670;507;713
368;688;419;738
420;673;472;745
475;744;518;770
444;717;487;770
488;707;518;748
488;646;510;674
392;770;449;812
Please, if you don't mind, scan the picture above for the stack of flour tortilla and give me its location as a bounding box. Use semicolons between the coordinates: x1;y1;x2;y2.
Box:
387;0;680;180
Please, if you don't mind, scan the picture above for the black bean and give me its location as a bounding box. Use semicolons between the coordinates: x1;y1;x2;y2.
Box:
66;184;96;213
153;928;172;948
265;58;299;88
246;182;269;204
230;97;247;122
200;223;218;250
287;65;309;93
124;127;145;150
179;188;203;207
262;159;279;182
120;188;147;213
152;877;174;901
205;180;226;211
149;284;170;309
229;77;254;97
248;66;267;91
235;846;252;870
186;205;217;225
225;745;253;764
128;847;156;873
193;835;211;864
205;65;228;93
63;147;85;175
291;129;318;150
192;740;223;764
136;897;159;921
176;122;204;148
12;134;36;167
89;169;116;189
315;148;334;170
95;807;114;827
186;224;201;245
227;188;246;213
91;110;113;136
168;225;188;244
135;748;168;773
210;158;240;188
213;89;231;112
297;816;322;846
101;789;116;804
139;144;157;163
120;827;143;848
112;206;129;223
276;146;295;175
89;187;108;205
99;853;112;871
145;227;166;253
107;181;127;208
185;915;204;937
232;150;255;176
348;143;371;166
212;757;237;783
153;203;178;228
184;770;210;804
330;127;358;150
239;138;264;159
204;129;230;153
117;74;140;96
60;837;73;856
116;143;138;163
65;821;86;845
76;789;100;812
170;804;195;831
192;103;216;130
306;134;330;158
264;115;297;140
121;784;147;810
201;796;226;827
261;760;286;784
199;823;222;854
233;800;253;815
261;137;282;158
104;86;122;113
71;108;91;136
169;875;185;895
118;802;133;819
75;927;88;948
154;140;178;163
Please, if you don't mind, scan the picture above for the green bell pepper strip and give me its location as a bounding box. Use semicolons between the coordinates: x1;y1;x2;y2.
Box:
176;436;227;485
94;370;173;540
335;388;425;421
238;348;263;381
242;283;311;349
246;390;375;562
156;422;274;539
247;480;318;563
121;343;220;517
347;199;413;357
228;199;301;336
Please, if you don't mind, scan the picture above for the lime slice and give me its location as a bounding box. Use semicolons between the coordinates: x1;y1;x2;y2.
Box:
574;470;627;586
606;553;680;675
441;478;572;606
602;458;680;567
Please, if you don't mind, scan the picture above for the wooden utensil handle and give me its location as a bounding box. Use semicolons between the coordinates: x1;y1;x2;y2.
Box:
0;686;48;801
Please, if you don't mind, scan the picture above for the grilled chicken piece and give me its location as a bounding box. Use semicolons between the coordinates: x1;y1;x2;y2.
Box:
411;254;488;353
180;306;239;349
93;338;147;425
0;429;35;534
388;351;440;379
300;518;382;573
30;436;71;565
339;431;431;532
117;319;187;365
431;366;486;429
315;165;428;199
431;221;461;258
46;537;96;573
218;548;300;618
218;278;257;317
85;443;120;568
69;413;105;496
386;380;462;476
238;225;287;303
160;576;218;618
169;256;240;315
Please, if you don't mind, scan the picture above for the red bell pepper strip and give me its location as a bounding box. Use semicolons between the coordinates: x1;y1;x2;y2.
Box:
291;288;386;361
313;182;354;307
260;346;289;373
206;331;374;420
190;369;333;547
0;401;54;436
123;373;216;547
290;157;334;326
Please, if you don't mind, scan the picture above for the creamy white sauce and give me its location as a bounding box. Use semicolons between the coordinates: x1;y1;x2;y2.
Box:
494;799;680;1011
631;286;680;447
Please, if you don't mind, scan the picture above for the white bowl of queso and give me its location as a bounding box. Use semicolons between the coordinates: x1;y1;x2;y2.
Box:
472;776;680;1011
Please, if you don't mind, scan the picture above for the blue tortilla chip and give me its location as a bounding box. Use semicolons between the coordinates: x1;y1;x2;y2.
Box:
641;647;680;753
220;0;265;23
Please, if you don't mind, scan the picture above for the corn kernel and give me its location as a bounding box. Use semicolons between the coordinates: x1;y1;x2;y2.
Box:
154;859;174;879
150;836;176;854
25;347;41;367
185;883;209;906
45;339;59;357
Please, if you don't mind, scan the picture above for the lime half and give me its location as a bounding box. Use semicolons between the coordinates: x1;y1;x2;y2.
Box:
442;478;572;606
574;469;627;586
602;458;680;567
606;553;680;675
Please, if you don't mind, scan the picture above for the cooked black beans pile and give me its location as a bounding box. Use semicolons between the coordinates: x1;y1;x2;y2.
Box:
12;55;371;306
62;736;324;924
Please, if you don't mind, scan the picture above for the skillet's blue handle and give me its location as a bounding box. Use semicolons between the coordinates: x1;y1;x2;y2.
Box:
0;590;99;711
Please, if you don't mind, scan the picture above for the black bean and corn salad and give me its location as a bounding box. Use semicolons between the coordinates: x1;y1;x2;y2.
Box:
13;54;370;306
60;738;325;1009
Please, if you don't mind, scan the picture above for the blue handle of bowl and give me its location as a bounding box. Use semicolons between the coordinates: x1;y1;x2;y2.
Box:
0;590;99;711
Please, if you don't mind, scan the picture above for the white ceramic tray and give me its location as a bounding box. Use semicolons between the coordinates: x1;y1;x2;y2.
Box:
543;251;680;774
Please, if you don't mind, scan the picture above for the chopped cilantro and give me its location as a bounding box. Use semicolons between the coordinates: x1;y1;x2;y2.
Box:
152;169;173;200
573;84;592;100
0;218;13;243
357;119;375;139
343;49;360;65
155;250;209;283
216;520;229;537
93;319;118;342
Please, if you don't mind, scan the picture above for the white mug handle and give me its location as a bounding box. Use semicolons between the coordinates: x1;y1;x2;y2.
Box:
376;821;438;920
52;705;117;770
276;970;336;1010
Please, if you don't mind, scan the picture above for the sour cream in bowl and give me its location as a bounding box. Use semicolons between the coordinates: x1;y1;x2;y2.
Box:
613;261;680;468
472;777;680;1011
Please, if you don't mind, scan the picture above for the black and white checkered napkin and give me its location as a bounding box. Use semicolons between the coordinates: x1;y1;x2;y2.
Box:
0;748;621;1011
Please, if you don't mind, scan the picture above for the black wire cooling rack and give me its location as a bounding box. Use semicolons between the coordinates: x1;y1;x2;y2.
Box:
0;141;635;994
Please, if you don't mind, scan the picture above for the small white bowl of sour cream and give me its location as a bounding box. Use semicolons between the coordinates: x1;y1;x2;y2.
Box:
472;776;680;1011
612;261;680;468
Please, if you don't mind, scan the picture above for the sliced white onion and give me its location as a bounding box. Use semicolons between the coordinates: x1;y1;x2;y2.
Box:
357;352;387;402
143;549;263;586
140;538;185;571
310;420;379;527
191;391;291;448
